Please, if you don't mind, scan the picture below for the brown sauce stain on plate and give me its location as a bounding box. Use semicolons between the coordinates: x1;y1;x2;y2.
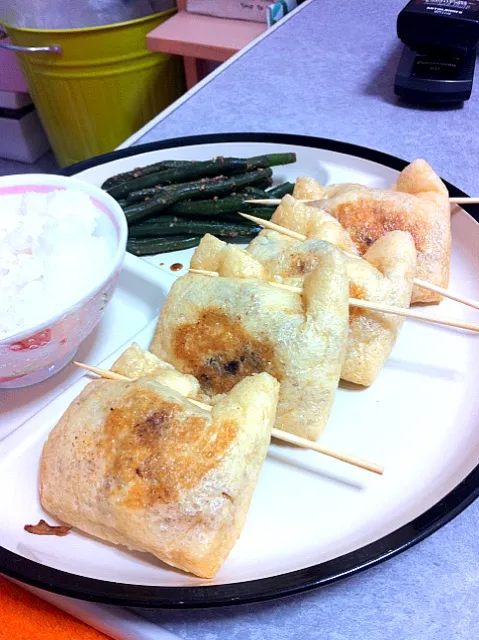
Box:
170;263;183;272
24;519;71;536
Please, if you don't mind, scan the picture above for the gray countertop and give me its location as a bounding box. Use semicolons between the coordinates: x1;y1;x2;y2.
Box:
134;0;479;194
129;1;478;637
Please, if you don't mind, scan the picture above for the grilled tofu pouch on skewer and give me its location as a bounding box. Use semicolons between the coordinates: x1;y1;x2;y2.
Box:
250;193;359;256
292;176;327;201
151;245;349;441
342;232;416;385
40;373;279;579
111;342;215;404
247;227;416;386
111;343;202;399
191;233;269;281
291;160;450;304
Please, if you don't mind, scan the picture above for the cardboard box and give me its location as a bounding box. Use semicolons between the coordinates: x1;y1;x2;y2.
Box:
187;0;269;23
0;91;32;110
0;106;50;163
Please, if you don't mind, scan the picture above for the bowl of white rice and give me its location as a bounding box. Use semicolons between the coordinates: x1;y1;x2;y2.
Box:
0;174;127;389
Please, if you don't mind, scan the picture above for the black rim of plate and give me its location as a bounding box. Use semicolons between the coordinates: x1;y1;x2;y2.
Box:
2;133;477;608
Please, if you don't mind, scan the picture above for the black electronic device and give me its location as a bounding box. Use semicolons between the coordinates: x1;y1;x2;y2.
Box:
394;0;479;103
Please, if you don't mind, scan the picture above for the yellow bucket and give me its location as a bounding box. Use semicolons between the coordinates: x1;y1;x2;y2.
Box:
3;12;185;167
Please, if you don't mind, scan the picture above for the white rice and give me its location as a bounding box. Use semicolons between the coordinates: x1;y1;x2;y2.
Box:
0;189;111;340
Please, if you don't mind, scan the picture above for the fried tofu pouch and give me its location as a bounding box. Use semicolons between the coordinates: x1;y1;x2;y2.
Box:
40;373;279;579
152;243;349;440
111;343;202;399
343;231;416;385
293;176;327;201
298;159;450;303
249;193;359;256
247;230;416;386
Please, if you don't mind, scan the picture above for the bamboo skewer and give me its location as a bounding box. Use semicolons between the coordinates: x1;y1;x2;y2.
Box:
268;429;383;474
188;269;479;333
412;278;479;311
73;362;212;411
239;213;479;312
246;198;309;206
73;361;384;475
449;197;479;205
242;215;305;241
245;197;479;206
74;363;128;382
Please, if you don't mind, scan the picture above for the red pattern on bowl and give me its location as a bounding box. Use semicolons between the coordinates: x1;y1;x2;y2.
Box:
0;269;121;384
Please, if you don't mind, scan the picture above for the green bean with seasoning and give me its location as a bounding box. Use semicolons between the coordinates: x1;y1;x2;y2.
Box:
127;236;203;256
167;194;266;217
128;219;261;239
266;182;296;198
102;160;191;190
108;153;295;200
123;168;273;224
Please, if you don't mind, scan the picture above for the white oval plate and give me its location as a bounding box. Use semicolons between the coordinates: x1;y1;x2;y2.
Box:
1;133;478;608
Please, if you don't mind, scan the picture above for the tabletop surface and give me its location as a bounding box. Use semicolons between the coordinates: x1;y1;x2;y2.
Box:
129;1;479;637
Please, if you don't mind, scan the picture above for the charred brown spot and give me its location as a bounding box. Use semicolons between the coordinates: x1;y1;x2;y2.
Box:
349;283;366;300
102;387;239;508
349;283;367;322
224;360;239;375
24;519;71;537
334;200;386;253
222;491;234;503
286;253;318;277
146;411;169;425
136;409;172;441
172;309;282;394
334;198;424;255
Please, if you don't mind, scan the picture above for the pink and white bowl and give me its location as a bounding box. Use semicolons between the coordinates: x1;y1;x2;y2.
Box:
0;174;128;389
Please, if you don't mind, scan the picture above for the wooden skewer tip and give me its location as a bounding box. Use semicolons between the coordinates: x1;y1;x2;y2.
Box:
246;197;479;206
